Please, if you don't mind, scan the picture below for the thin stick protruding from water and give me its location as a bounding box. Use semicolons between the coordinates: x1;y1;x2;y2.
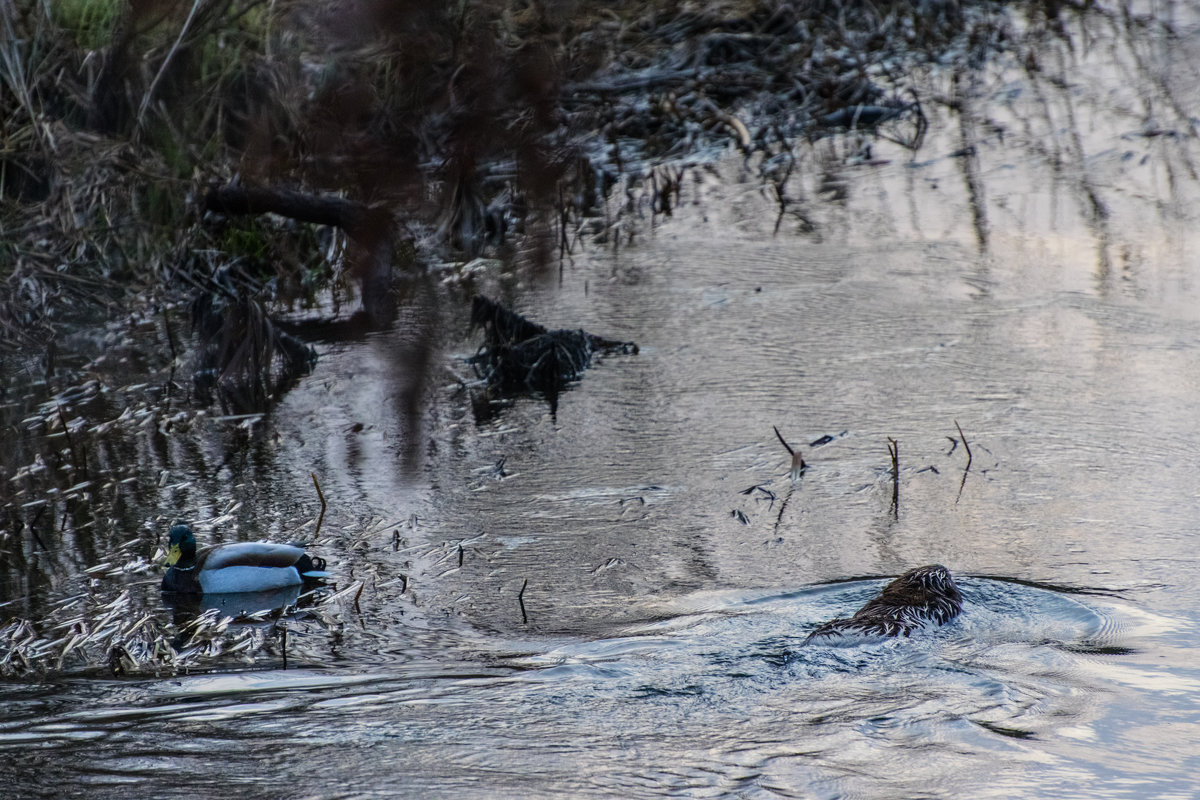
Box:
57;404;84;477
312;472;327;534
954;420;973;468
163;307;178;363
518;579;529;624
24;507;50;552
311;473;327;511
887;438;900;518
773;425;807;479
954;420;973;503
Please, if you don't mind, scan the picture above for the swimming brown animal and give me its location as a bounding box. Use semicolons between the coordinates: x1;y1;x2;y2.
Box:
806;564;963;641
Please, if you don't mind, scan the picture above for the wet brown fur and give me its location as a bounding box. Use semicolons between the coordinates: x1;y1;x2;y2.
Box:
807;564;963;641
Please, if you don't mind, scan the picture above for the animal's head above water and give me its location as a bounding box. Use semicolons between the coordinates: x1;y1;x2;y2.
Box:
865;564;963;628
166;523;197;568
886;564;961;603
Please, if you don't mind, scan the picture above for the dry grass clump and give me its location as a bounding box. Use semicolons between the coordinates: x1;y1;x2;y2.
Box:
0;0;310;346
0;585;344;677
190;267;317;410
1;590;178;677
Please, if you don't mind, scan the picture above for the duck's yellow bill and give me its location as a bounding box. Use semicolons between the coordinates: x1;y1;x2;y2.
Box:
166;544;181;566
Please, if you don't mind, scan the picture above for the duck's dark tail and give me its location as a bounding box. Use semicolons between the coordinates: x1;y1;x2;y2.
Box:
295;553;328;579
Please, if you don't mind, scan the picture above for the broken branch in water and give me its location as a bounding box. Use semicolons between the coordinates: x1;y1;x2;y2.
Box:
954;420;973;503
887;437;899;518
468;296;637;419
518;578;529;624
773;425;807;479
204;184;383;230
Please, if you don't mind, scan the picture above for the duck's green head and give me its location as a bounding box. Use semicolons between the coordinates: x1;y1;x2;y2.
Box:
166;524;197;567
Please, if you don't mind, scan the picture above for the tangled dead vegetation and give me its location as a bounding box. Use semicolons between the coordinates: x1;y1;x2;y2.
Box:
2;0;1020;354
191;269;317;411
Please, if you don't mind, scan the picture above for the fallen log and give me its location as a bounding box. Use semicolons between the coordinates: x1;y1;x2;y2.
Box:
202;184;396;325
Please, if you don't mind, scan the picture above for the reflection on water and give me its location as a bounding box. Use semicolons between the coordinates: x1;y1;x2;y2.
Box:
5;1;1200;797
161;586;304;619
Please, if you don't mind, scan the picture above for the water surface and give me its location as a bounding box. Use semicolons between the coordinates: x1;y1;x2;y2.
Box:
4;3;1200;797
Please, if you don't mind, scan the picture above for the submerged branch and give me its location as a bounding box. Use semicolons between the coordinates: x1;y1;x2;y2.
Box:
203;185;389;236
468;296;636;418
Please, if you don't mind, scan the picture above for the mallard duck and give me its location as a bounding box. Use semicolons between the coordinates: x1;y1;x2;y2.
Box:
161;523;328;594
806;564;963;641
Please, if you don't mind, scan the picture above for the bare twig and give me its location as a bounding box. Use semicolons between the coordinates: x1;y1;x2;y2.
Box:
954;420;973;467
57;405;84;477
773;484;795;536
312;473;327;534
773;425;807;479
311;473;327;511
954;420;973;503
887;438;899;518
25;506;49;552
163;307;178;363
518;578;529;624
773;424;794;455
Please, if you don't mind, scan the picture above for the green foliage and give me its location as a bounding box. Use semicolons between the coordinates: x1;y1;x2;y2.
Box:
49;0;124;51
220;223;273;265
